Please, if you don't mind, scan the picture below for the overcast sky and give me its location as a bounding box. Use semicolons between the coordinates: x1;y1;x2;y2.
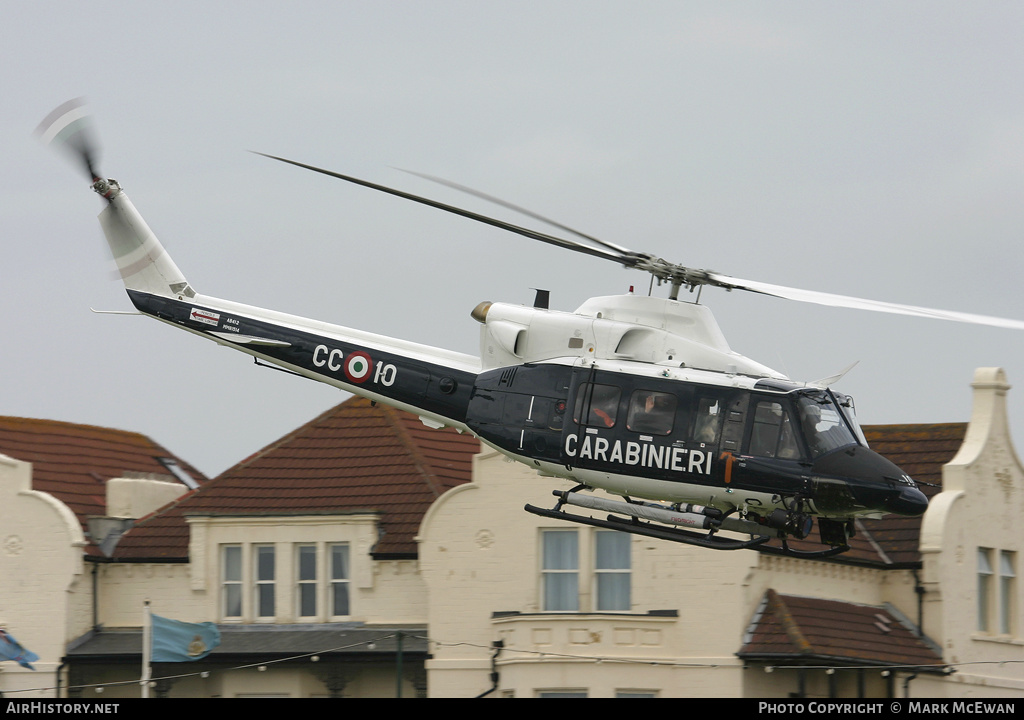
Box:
4;2;1023;479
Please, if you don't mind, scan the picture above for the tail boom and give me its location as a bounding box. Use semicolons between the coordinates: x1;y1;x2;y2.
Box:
126;289;479;431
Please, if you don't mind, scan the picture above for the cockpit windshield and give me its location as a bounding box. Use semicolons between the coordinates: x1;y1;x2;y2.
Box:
832;391;868;446
795;390;860;458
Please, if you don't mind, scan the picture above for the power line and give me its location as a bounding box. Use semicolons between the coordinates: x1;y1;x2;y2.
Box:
7;630;1022;697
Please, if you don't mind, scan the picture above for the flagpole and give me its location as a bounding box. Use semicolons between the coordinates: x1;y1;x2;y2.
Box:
141;600;151;699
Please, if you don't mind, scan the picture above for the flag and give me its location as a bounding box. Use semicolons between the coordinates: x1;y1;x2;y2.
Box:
150;614;220;662
0;629;39;670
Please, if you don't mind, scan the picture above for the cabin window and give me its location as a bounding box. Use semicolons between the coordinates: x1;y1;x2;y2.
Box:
626;390;676;435
748;400;801;459
693;397;724;445
573;383;621;428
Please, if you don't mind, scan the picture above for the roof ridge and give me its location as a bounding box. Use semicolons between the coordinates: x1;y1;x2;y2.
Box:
766;589;812;654
380;406;447;499
0;415;156;443
852;518;893;565
214;400;349;479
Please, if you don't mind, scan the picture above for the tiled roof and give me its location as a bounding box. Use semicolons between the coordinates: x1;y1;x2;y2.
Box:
0;416;207;556
853;423;965;565
738;589;945;669
112;397;480;559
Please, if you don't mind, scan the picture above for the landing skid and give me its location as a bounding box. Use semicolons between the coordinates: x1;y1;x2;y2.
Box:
524;503;771;551
524;489;851;558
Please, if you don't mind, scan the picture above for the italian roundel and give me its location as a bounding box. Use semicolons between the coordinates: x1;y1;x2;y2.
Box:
344;351;374;383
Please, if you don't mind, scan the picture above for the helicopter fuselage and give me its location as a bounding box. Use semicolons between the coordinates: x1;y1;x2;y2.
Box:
85;177;930;556
467;357;926;521
126;284;927;536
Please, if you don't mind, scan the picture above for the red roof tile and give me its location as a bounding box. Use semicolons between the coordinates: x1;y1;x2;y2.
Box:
0;417;207;556
112;397;480;559
856;424;965;565
739;589;944;668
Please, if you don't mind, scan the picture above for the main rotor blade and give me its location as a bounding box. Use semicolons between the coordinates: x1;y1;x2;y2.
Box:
707;272;1024;330
396;168;635;256
254;153;631;266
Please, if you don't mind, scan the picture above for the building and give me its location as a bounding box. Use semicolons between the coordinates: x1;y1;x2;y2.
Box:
0;417;205;697
61;399;479;698
1;368;1022;697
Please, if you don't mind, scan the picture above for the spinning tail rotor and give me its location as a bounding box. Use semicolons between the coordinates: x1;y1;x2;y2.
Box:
38;99;193;298
35;97;102;183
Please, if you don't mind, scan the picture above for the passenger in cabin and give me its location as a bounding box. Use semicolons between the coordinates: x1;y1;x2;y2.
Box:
694;399;721;444
627;391;674;434
588;384;620;427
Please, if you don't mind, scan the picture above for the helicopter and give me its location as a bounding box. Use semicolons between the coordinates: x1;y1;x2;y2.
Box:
38;99;1024;558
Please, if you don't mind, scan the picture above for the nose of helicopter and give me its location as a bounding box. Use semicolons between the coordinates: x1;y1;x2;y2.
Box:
881;483;929;516
811;445;930;517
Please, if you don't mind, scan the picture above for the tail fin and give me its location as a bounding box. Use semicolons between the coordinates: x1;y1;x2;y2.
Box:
96;180;195;300
37;99;194;301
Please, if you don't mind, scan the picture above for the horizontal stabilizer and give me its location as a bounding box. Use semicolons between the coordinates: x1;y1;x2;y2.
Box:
208;331;292;348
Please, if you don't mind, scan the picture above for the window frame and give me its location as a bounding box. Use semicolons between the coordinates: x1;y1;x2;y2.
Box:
254;544;276;620
625;389;677;436
540;528;632;613
541;529;580;612
221;544;243;620
1000;550;1016;636
594;530;631;612
572;382;622;429
296;544;318;619
330;543;351;618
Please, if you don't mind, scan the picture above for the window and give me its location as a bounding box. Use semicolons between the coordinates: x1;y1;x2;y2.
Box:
573;383;621;428
297;545;317;618
796;392;857;457
979;548;994;633
1000;551;1016;635
538;690;588;698
542;530;579;611
331;544;351;617
595;531;630;611
626;390;676;435
255;545;275;619
749;400;800;459
222;545;242;619
541;529;631;612
218;540;358;621
693;397;724;445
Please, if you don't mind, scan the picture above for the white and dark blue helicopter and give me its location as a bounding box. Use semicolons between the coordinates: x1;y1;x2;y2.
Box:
39;99;1024;558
